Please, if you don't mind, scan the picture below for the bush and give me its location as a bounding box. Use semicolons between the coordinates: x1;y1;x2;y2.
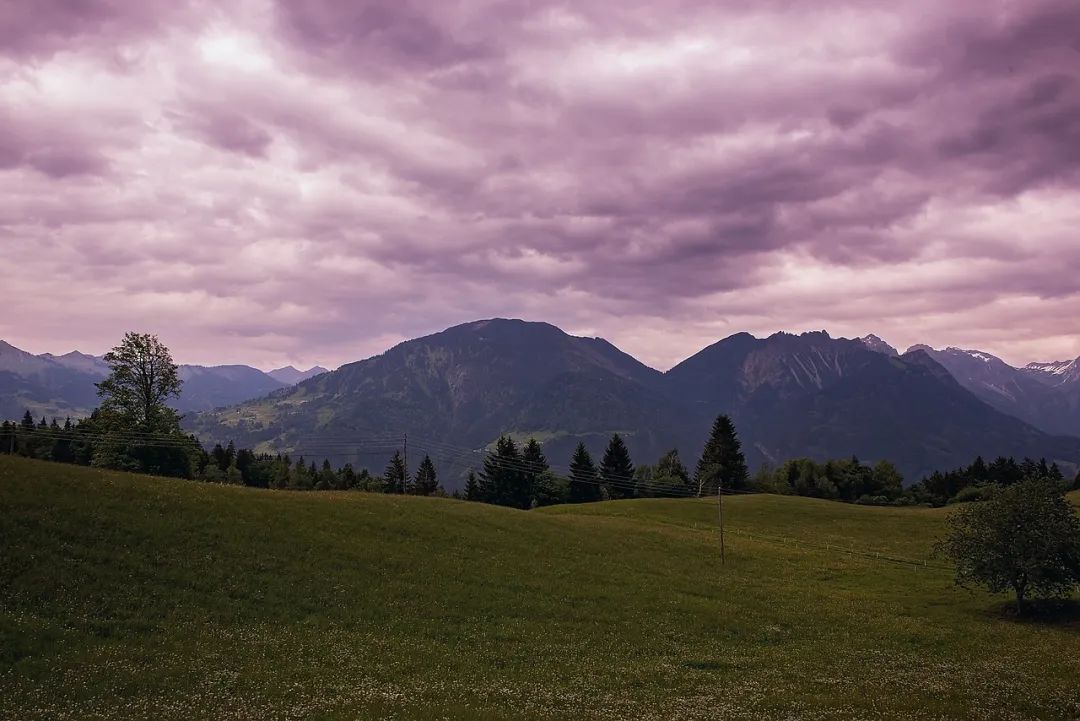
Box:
947;485;996;505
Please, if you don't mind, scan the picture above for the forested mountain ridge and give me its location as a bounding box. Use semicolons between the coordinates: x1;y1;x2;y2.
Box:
186;319;694;469
188;320;1080;484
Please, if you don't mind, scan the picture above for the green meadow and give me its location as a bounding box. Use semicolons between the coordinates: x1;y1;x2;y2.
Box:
1;455;1078;720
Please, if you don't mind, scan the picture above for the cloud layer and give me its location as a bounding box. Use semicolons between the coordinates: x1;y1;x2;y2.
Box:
3;0;1079;369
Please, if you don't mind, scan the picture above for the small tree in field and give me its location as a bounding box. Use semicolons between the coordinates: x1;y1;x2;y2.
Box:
937;478;1080;615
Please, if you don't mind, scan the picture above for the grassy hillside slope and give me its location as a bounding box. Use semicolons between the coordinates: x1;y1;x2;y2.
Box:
2;456;1078;720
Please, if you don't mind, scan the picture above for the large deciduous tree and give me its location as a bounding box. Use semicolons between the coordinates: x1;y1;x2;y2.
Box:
96;332;183;433
92;332;193;476
937;478;1080;615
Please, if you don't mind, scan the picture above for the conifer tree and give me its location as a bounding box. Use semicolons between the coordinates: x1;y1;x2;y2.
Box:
341;463;357;490
383;450;407;494
478;436;526;507
211;443;228;471
694;414;749;496
413;454;439;496
0;421;13;454
600;433;635;499
293;456;311;489
568;442;602;503
464;471;480;501
20;410;34;430
271;457;291;489
316;459;336;490
522;438;549;505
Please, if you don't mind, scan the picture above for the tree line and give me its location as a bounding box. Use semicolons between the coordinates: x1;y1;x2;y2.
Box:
3;332;1078;511
907;455;1077;506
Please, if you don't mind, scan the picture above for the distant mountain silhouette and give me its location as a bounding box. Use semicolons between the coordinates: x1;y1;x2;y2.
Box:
888;344;1079;437
0;340;289;418
268;365;329;385
187;319;692;474
666;331;1080;479
188;320;1080;484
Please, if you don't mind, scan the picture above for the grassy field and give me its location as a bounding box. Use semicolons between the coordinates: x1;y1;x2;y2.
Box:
2;456;1078;720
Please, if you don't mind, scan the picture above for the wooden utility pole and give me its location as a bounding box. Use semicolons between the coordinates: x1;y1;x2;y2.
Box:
402;432;408;494
718;481;726;565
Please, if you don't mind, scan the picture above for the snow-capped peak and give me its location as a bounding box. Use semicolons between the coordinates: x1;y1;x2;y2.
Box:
954;348;995;363
1025;358;1077;376
858;334;898;356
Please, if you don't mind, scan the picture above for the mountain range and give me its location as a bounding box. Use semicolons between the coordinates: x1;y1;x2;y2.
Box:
5;323;1078;483
0;340;325;419
866;343;1080;438
182;319;1080;484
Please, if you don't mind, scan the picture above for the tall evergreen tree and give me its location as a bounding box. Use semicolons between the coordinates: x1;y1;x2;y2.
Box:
316;459;336;490
694;414;749;496
383;450;407;494
0;421;14;454
600;433;635;499
464;471;480;501
211;443;228;471
478;436;527;507
568;442;602;503
522;438;549;506
20;410;34;430
293;456;312;489
413;454;439;496
341;463;357;490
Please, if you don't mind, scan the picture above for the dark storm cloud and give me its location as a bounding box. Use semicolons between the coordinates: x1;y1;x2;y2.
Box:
1;0;1079;370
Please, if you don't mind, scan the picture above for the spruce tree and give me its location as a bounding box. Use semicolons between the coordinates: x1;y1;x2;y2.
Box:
316;459;336;490
522;438;550;506
568;442;602;503
600;433;635;499
383;450;407;494
413;455;439;496
0;421;13;454
478;436;526;507
464;471;480;501
20;410;34;430
694;414;749;496
211;443;228;471
341;463;357;490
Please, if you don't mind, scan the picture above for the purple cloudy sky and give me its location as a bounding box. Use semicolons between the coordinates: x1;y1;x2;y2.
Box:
3;0;1080;370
